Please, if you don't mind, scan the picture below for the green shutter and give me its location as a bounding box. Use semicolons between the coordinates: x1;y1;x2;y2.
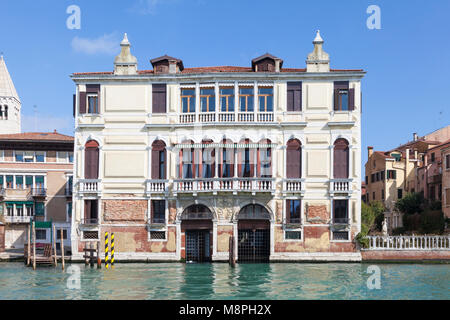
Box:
26;176;33;186
0;175;3;185
35;176;44;184
35;203;45;216
6;176;13;183
16;176;23;185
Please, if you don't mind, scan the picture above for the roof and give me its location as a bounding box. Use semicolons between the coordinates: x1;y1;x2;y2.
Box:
0;56;20;102
150;55;184;71
72;66;363;76
251;53;284;68
427;139;450;152
0;131;74;143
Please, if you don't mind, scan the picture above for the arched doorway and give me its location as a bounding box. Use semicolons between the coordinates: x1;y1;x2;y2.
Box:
237;204;271;262
181;204;213;262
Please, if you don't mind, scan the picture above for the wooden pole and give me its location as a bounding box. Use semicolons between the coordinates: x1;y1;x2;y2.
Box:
96;241;101;269
60;228;65;271
229;236;235;267
52;224;57;267
89;242;94;268
27;223;31;266
32;222;36;270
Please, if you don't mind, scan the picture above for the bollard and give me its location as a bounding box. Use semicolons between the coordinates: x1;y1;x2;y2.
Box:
111;233;115;268
105;232;109;269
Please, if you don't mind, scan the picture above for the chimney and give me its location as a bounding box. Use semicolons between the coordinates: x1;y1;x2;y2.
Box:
413;133;418;141
274;58;282;72
306;30;330;72
368;146;374;158
168;58;179;74
114;33;138;75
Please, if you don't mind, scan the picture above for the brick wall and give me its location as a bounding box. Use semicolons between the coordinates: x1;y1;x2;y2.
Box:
306;205;329;224
103;200;147;222
361;250;450;261
0;224;5;252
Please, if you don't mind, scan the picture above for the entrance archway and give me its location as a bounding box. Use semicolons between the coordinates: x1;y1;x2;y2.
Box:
181;204;213;262
237;204;271;262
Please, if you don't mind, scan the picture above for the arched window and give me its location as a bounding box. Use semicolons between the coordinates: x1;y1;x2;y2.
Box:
180;140;194;178
258;139;272;178
85;140;99;179
238;204;271;220
238;139;254;178
152;140;166;180
334;138;349;179
286;139;301;178
220;139;234;178
181;204;213;220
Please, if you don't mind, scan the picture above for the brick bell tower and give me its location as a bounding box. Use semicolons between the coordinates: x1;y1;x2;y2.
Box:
0;55;21;133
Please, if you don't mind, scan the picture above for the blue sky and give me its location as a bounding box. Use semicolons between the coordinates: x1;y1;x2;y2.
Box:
1;0;449;170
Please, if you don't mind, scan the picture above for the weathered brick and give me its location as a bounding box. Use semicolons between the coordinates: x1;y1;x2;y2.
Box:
103;200;147;222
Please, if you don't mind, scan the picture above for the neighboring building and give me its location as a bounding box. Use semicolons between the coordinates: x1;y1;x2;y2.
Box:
365;126;450;231
0;132;74;249
443;145;450;218
70;32;365;262
361;181;367;203
0;55;21;134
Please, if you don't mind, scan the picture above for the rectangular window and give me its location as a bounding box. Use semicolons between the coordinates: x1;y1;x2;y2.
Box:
159;150;166;180
446;154;450;169
221;148;233;178
26;205;33;216
67;202;72;221
260;148;271;178
152;84;167;113
398;188;403;199
82;231;98;240
371;174;375;183
200;88;215;112
35;176;45;189
239;87;254;112
151;200;165;224
24;151;34;162
332;231;349;240
56;229;68;240
0;175;3;188
35;152;45;162
202;148;214;178
287;82;302;112
35;202;45;216
365;176;368;184
431;153;435;163
181;89;195;113
84;200;98;223
15;176;23;189
16;204;23;216
87;94;99;114
15;151;24;162
334;81;354;111
182;148;193;179
68;152;74;163
286;200;301;224
382;189;385;200
220;87;234;112
36;229;47;240
387;170;397;179
446;189;450;206
333;200;348;224
6;175;13;188
57;152;68;163
150;231;166;240
6;205;13;216
258;87;273;112
285;231;301;240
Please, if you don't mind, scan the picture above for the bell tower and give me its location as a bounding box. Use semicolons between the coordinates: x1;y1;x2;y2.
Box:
0;55;21;133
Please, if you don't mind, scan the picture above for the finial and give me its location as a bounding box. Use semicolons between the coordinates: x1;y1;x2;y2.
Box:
313;30;323;43
121;33;130;46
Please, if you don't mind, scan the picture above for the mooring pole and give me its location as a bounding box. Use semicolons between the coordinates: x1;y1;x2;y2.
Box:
96;241;101;269
111;233;115;268
105;232;109;269
27;223;31;266
60;228;65;271
89;242;94;267
229;236;236;267
52;224;57;267
32;222;36;270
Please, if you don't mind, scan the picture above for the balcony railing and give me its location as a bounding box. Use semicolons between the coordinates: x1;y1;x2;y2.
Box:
178;112;275;124
146;180;168;194
282;179;305;194
198;112;215;123
180;113;195;123
329;179;352;194
173;177;275;193
4;215;33;223
333;217;349;225
31;188;47;197
78;179;102;194
283;218;302;227
80;217;99;225
365;235;450;251
218;112;235;122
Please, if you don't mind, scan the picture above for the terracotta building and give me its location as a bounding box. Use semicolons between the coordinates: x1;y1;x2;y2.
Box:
70;32;365;262
0;133;74;249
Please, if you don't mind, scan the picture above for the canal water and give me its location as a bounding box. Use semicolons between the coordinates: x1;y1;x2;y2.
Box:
0;262;448;300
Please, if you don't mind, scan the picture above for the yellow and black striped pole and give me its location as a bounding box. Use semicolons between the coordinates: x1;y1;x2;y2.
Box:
105;232;110;269
110;233;115;268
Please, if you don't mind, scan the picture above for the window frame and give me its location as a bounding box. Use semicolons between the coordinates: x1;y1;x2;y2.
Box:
239;87;254;112
181;88;196;113
258;87;273;112
200;88;215;113
86;93;99;114
219;87;235;112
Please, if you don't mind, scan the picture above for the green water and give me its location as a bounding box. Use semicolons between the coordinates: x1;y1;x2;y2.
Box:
0;262;448;300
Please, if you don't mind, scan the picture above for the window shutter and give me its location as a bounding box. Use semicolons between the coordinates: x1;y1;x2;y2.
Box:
349;88;355;111
294;88;302;111
79;92;86;114
333;89;340;111
237;149;243;178
73;94;76;117
85;147;99;179
286;200;291;222
334;140;349;179
151;149;160;179
287;90;294;112
152;84;167;113
249;148;255;177
287;82;302;112
84;200;91;220
286;140;301;179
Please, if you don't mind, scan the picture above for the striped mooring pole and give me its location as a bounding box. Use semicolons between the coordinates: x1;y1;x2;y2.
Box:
111;233;115;267
105;232;110;269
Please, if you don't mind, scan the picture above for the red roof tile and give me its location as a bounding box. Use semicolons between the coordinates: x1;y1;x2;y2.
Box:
0;132;74;142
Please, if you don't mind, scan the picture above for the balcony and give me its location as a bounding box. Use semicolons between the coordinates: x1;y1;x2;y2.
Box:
80;217;99;226
146;180;169;194
282;179;305;195
78;179;102;194
31;188;47;198
4;215;33;224
173;177;275;195
329;179;353;195
283;218;302;229
332;217;350;225
178;112;274;124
